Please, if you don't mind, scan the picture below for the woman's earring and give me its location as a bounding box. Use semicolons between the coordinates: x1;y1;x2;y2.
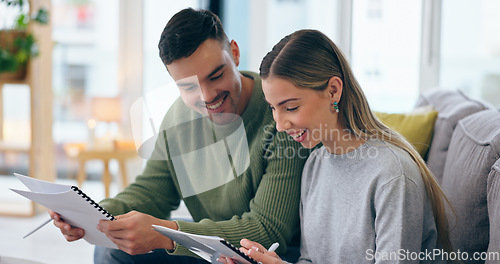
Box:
333;101;339;113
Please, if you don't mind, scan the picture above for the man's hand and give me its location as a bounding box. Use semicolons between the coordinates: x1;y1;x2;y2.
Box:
97;210;178;255
48;209;85;242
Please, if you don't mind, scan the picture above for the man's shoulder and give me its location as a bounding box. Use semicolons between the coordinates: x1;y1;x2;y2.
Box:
240;70;260;81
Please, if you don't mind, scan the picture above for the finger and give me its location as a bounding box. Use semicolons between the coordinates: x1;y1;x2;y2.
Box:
58;224;84;237
48;210;57;219
53;218;71;230
247;245;266;255
110;236;150;256
51;218;83;234
62;227;85;240
114;210;137;220
98;219;125;232
63;231;84;242
49;211;63;222
266;251;279;258
247;249;282;264
216;257;228;264
239;247;250;255
216;257;236;264
106;235;129;251
240;239;265;251
101;228;130;240
63;234;78;242
101;229;132;251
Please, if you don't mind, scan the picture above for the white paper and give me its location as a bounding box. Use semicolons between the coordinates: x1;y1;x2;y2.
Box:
152;225;256;264
10;173;117;249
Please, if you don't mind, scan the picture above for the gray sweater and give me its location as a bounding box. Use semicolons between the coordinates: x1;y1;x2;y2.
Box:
297;140;444;263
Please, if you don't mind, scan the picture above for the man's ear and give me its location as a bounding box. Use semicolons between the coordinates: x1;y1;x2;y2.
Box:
327;76;343;102
229;40;240;66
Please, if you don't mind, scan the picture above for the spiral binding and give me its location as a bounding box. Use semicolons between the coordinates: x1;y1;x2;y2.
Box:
70;186;115;220
220;240;258;264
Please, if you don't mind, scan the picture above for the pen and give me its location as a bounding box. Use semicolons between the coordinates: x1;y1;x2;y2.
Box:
23;218;52;239
267;242;279;252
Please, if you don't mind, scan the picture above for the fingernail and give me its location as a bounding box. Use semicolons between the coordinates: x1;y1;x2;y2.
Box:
97;224;101;231
251;246;259;252
64;225;70;231
79;230;84;236
248;249;252;255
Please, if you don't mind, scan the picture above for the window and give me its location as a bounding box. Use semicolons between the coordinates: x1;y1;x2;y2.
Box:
224;0;340;72
140;0;200;152
52;0;120;179
351;0;422;112
440;0;500;107
143;0;199;95
229;0;426;113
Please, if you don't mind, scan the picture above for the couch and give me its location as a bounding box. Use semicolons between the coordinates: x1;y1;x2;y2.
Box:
413;89;500;264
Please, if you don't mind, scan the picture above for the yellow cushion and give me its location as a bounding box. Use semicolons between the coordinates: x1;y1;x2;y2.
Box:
374;106;438;158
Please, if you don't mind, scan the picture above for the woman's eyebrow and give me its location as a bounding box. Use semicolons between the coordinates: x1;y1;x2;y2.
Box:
277;98;299;106
265;98;299;106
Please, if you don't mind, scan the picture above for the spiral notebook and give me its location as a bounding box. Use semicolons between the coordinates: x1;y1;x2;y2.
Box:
153;224;258;264
10;173;117;249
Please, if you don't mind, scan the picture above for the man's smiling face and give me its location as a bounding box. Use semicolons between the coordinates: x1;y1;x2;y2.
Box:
167;39;243;124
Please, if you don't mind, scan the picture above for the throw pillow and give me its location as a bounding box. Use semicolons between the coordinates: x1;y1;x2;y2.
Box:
374;106;438;158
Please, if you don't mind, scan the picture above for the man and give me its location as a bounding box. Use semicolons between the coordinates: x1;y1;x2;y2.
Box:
50;8;309;263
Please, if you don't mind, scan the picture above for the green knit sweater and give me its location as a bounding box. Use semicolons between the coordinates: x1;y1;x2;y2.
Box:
99;71;310;257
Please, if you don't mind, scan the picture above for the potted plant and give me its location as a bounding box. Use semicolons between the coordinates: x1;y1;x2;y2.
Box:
0;0;48;80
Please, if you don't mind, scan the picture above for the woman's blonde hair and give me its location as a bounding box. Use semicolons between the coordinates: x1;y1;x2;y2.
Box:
260;29;453;254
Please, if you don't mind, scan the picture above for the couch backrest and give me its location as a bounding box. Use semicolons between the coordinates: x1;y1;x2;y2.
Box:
415;89;490;183
441;109;500;261
487;158;500;263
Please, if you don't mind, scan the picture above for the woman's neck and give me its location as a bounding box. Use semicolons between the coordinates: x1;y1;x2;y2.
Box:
322;127;366;155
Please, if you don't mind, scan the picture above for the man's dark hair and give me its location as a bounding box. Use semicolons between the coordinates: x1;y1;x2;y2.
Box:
158;8;229;66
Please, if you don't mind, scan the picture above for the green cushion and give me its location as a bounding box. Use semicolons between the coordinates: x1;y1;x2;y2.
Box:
374;106;438;158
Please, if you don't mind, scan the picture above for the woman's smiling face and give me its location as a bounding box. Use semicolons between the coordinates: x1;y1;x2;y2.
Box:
262;77;340;149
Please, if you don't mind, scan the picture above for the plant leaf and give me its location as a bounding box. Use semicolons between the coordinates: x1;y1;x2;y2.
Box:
32;7;49;24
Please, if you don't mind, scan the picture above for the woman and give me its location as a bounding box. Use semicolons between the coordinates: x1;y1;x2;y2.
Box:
219;29;452;263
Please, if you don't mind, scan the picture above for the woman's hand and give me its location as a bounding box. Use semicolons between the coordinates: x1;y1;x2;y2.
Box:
217;239;285;264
